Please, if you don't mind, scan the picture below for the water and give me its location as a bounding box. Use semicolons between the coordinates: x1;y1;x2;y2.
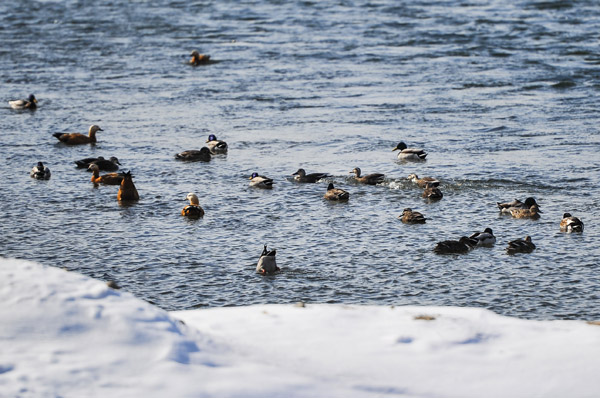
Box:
1;0;599;320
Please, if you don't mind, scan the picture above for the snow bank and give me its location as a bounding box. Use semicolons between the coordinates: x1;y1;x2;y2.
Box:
0;258;598;398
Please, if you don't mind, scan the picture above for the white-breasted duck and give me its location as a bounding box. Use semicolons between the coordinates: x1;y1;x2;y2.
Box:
392;142;427;161
30;162;51;180
469;228;496;246
206;134;228;154
9;94;37;110
560;213;584;233
249;172;275;189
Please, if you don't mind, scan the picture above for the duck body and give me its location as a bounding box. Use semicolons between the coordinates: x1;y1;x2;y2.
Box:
182;193;204;218
117;171;139;201
256;244;280;275
88;164;124;185
90;156;120;171
510;205;541;220
399;208;426;224
249;173;274;189
350;167;385;185
560;213;584;233
506;236;536;254
175;147;211;162
53;125;102;145
422;185;443;200
206;134;228;154
469;228;496;246
292;168;329;183
30;162;51;180
393;142;427;161
433;237;474;255
9;94;37;110
497;197;538;214
407;173;439;188
189;50;212;66
324;183;349;201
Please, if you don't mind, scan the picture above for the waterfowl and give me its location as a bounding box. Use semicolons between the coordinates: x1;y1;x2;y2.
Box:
324;183;349;201
30;162;51;180
88;164;124;185
433;237;474;255
399;208;427;224
292;168;329;183
392;142;427;161
497;197;539;214
349;167;385;185
53;125;103;145
407;173;439;188
91;156;120;171
189;50;211;66
75;156;104;169
469;228;496;246
506;236;536;254
117;171;139;201
256;244;280;275
206;134;228;154
422;184;443;200
182;193;204;218
175;147;211;162
9;94;37;110
560;213;584;233
249;172;274;189
510;205;542;220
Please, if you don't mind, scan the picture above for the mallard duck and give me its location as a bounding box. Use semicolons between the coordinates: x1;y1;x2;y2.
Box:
399;208;427;224
30;162;51;180
506;236;536;254
189;50;211;66
256;244;280;275
510;205;542;219
292;168;329;183
433;237;474;254
53;125;103;145
497;197;539;214
182;193;204;218
249;172;274;189
392;142;427;161
175;147;211;162
117;171;139;201
407;173;439;188
88;164;124;185
349;167;385;185
206;134;228;154
560;213;584;233
469;228;496;246
9;94;37;110
324;183;349;201
422;184;443;200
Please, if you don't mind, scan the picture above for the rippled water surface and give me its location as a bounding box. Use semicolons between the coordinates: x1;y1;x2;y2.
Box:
1;0;599;320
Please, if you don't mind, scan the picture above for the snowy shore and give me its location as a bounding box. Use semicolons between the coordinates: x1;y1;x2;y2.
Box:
1;258;599;398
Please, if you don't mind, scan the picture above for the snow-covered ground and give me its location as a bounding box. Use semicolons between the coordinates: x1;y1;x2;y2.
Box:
1;258;599;398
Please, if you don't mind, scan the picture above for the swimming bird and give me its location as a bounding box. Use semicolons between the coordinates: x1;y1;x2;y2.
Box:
469;228;496;246
407;173;439;188
399;208;427;224
510;205;542;220
256;244;280;275
75;156;105;169
182;193;205;218
497;197;539;214
206;134;228;154
88;164;124;185
433;237;474;254
53;125;103;145
392;142;427;161
324;183;349;201
249;172;275;189
117;171;139;201
175;147;211;162
189;50;211;66
560;213;584;233
506;236;536;254
30;162;51;180
9;94;37;110
349;167;385;185
90;156;121;171
422;184;443;200
292;168;329;183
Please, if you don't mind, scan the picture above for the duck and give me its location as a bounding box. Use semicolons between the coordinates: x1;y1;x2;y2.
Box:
560;213;584;233
117;171;139;201
399;208;427;224
392;142;427;161
249;172;275;189
30;161;51;180
433;237;474;255
324;183;349;201
206;134;228;154
181;193;205;218
407;173;439;188
9;94;37;110
349;167;385;185
256;244;280;275
510;205;542;220
189;50;211;66
75;156;105;169
90;156;121;171
422;184;443;200
292;168;329;183
506;236;536;254
469;228;496;246
175;147;211;162
88;164;124;185
53;125;103;145
497;197;539;214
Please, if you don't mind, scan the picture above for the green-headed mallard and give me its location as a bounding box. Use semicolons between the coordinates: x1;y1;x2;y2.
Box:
392;142;427;161
249;172;274;189
469;228;496;246
9;94;37;110
206;134;228;154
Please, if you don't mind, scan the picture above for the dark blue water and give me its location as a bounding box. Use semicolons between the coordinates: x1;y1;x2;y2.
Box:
1;0;599;320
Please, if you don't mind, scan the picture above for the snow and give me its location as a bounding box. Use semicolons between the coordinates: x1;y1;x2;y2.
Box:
1;258;599;398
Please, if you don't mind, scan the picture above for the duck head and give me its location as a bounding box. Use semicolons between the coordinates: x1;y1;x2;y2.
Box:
350;167;361;177
28;94;37;103
292;168;306;177
207;134;217;142
392;142;407;151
